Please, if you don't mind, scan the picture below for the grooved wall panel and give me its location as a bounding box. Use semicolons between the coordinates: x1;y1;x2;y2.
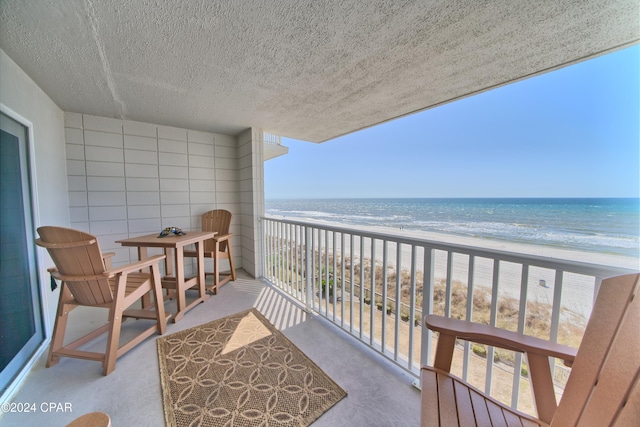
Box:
64;113;242;272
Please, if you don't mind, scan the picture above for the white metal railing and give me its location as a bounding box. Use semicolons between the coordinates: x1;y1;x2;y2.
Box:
261;216;635;413
262;132;281;145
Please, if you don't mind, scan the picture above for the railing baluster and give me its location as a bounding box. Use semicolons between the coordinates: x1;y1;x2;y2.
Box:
550;270;563;344
382;240;388;354
349;233;355;334
549;269;564;381
408;245;417;370
269;220;274;282
368;238;375;346
486;259;501;395
340;232;346;328
319;229;324;315
462;255;475;381
272;219;277;281
278;223;286;283
512;264;530;408
277;222;282;287
359;235;365;340
420;247;435;369
332;230;338;322
294;224;299;296
285;222;291;293
263;219;269;281
278;223;287;290
261;216;633;404
445;251;453;317
313;228;317;303
325;229;330;316
305;226;312;311
288;223;292;293
394;243;402;361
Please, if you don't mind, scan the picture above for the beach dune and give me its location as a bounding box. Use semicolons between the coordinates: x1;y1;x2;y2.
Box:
285;221;638;319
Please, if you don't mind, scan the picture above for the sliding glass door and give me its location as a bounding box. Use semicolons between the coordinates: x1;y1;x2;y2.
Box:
0;112;44;396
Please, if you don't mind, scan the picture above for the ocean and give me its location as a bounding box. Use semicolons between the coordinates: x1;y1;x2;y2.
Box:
265;198;640;258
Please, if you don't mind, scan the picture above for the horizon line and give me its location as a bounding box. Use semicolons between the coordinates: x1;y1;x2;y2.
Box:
265;196;640;200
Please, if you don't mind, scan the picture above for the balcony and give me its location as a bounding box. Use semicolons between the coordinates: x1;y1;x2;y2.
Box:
261;216;636;417
0;272;421;426
1;218;635;426
263;132;289;161
1;2;637;424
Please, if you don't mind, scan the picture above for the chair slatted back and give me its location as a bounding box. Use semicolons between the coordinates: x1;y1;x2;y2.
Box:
201;210;232;252
552;273;640;426
36;226;113;306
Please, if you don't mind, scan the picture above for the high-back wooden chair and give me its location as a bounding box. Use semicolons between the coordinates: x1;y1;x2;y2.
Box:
184;209;236;294
420;272;640;426
36;226;170;375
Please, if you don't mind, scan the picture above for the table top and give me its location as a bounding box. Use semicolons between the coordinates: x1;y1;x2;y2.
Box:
116;231;216;248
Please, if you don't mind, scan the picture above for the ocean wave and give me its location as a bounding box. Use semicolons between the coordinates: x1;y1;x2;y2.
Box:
267;208;409;224
405;220;638;253
266;198;640;257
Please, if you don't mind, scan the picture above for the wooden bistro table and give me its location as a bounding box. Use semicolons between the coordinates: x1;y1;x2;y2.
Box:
116;231;216;322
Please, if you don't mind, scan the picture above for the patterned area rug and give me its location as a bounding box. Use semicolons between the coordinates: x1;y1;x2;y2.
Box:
157;308;347;426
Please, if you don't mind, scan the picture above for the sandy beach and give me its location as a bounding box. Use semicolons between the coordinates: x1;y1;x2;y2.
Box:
279;219;639;319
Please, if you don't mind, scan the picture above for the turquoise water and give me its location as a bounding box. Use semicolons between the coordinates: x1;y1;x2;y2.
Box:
265;198;640;258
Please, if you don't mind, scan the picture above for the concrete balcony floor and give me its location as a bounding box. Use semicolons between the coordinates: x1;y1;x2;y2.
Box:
1;271;421;426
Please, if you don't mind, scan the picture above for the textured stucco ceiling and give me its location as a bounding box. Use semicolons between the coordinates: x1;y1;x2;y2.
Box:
0;0;638;142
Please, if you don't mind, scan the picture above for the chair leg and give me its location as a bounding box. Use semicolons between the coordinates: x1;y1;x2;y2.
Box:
103;305;123;376
47;284;72;368
227;244;236;281
151;262;168;334
213;240;220;295
103;276;126;376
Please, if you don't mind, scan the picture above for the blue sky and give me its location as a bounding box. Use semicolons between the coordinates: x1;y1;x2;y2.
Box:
265;45;639;199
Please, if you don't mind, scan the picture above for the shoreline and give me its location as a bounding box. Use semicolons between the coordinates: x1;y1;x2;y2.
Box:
366;223;640;270
269;216;639;317
266;197;640;260
278;216;639;269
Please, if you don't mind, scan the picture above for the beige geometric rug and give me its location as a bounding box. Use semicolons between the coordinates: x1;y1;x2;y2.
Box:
157;308;347;426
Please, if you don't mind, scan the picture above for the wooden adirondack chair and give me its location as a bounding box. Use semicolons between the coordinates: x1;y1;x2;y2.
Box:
36;226;170;375
420;272;640;426
184;209;236;294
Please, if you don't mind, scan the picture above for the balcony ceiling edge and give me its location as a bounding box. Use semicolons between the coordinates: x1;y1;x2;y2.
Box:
0;0;637;142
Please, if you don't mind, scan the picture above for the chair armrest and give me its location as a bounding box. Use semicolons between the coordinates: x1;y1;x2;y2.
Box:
47;255;166;282
425;315;577;363
184;233;231;252
425;314;577;423
212;233;232;242
106;254;166;277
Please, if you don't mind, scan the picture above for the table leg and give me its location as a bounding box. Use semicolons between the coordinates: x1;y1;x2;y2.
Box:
161;248;176;301
196;240;206;298
164;248;173;277
137;247;148;261
173;246;186;322
138;247;152;309
170;240;210;322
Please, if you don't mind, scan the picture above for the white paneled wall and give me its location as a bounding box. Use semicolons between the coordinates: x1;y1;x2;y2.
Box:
64;113;242;275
